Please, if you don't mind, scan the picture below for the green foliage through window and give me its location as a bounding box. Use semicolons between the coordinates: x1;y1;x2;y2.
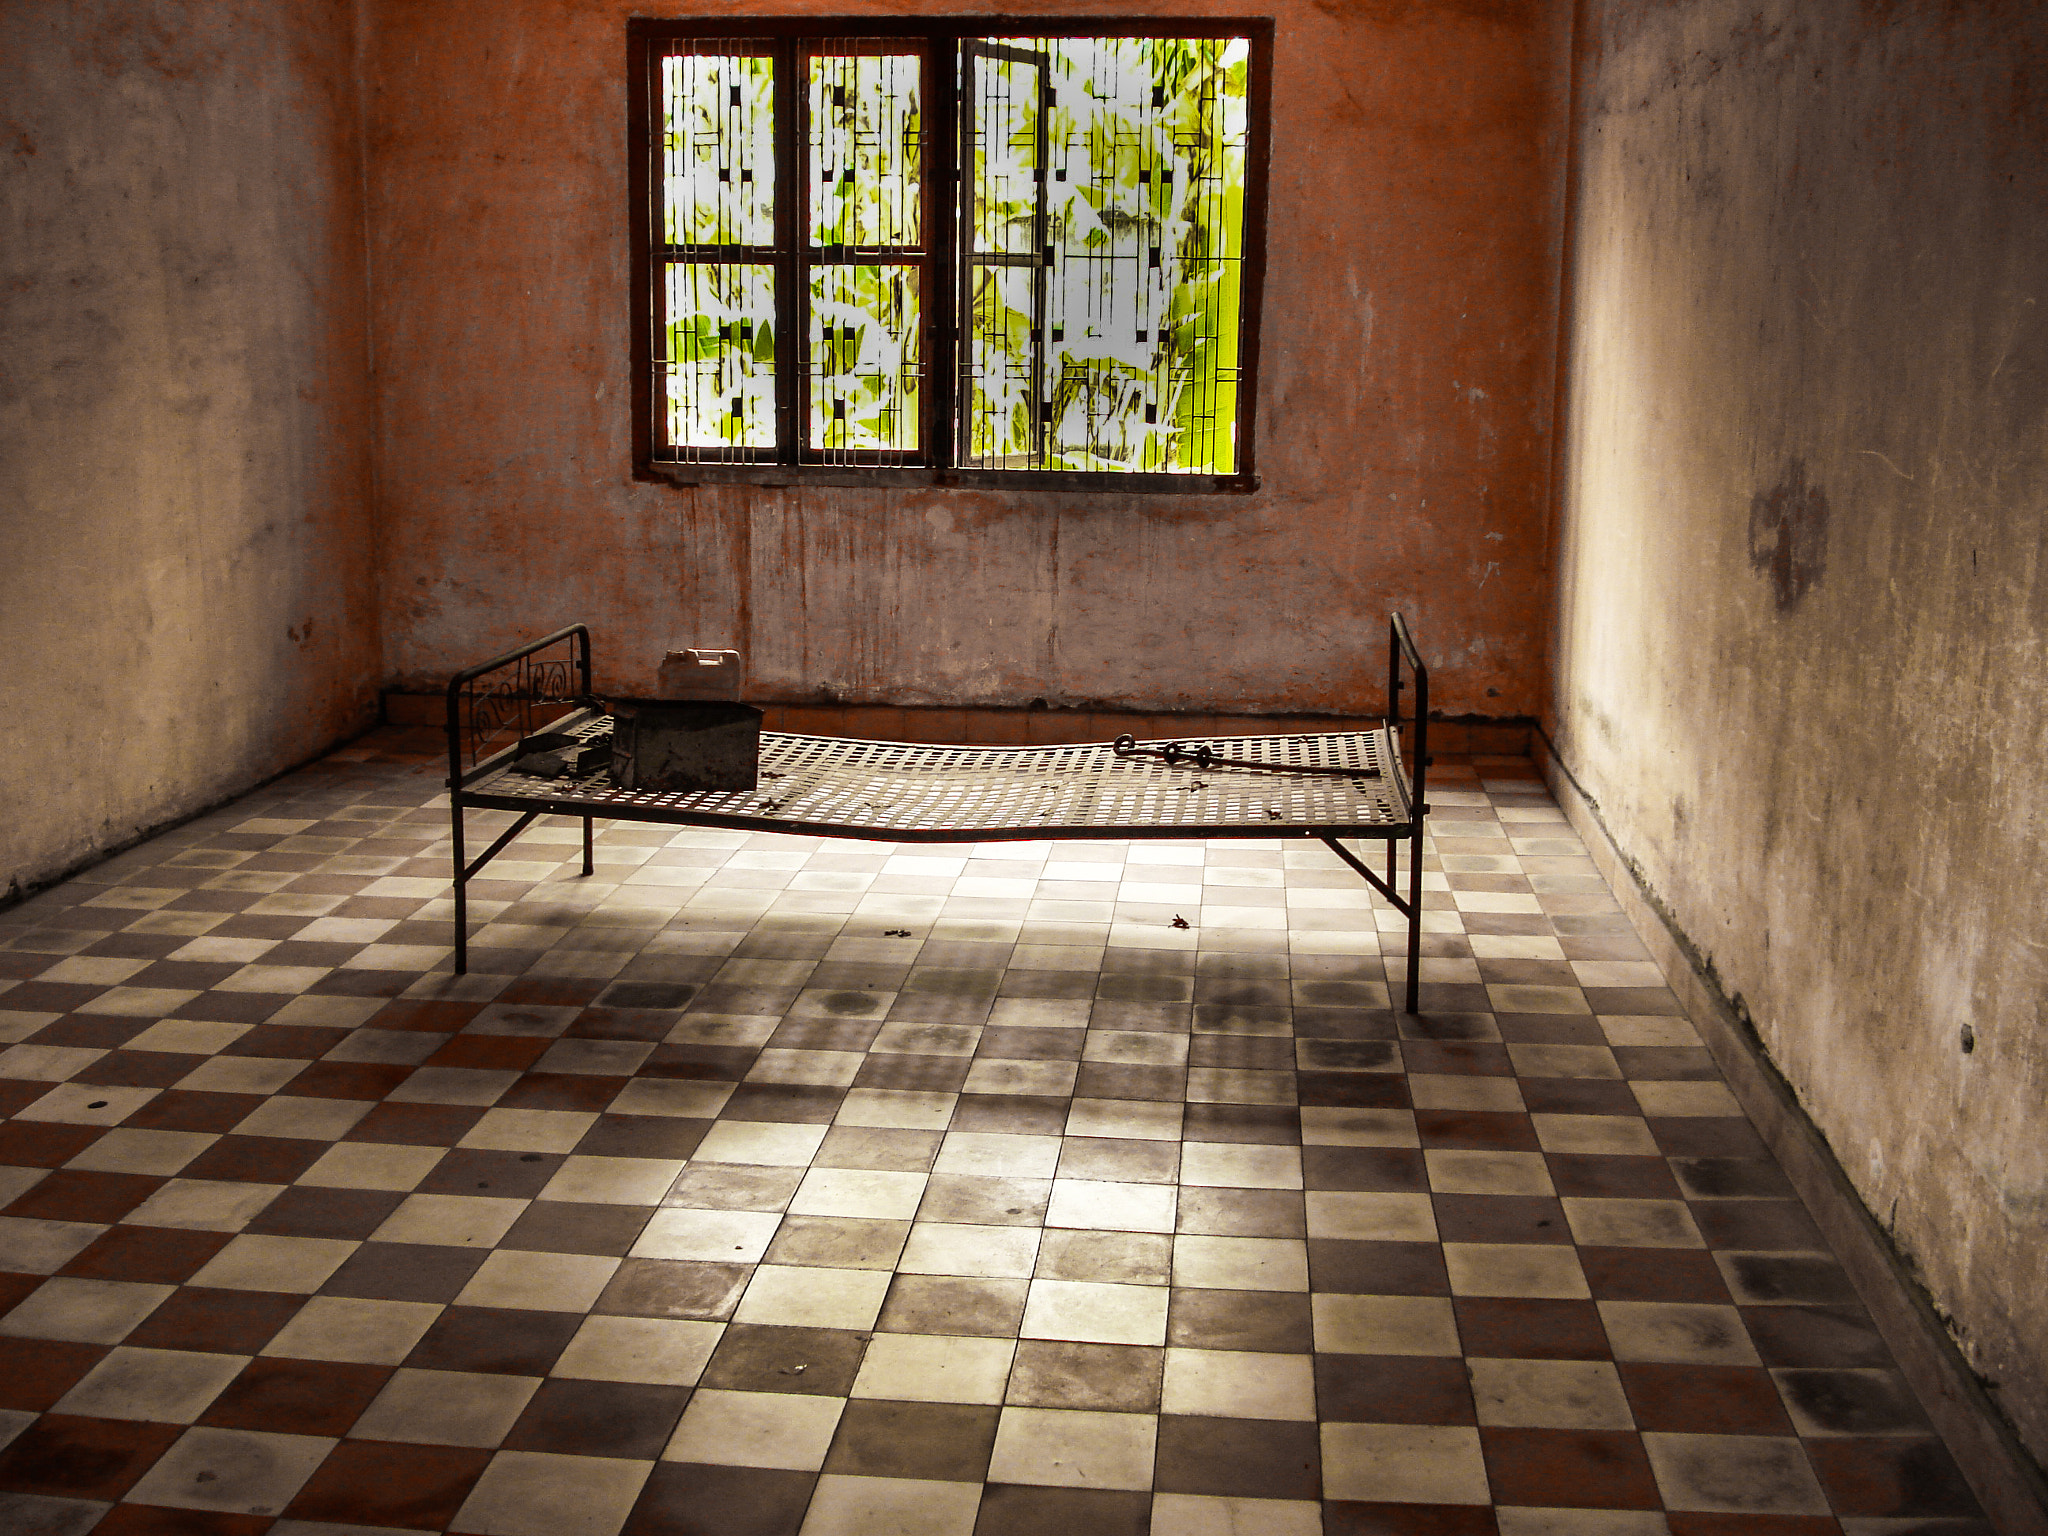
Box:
650;30;1252;478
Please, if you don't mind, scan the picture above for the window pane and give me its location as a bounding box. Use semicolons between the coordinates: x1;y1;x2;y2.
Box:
661;51;774;247
807;264;922;453
808;50;922;248
961;263;1039;466
964;46;1045;258
663;263;776;454
965;36;1249;474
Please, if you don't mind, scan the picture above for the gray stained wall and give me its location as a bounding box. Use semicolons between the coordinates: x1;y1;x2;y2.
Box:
0;0;382;898
1551;0;2048;1464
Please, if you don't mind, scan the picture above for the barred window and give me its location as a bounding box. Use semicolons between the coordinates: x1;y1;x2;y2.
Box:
629;20;1269;491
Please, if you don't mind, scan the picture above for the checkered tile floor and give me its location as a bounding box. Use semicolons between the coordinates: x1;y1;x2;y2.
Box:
0;727;1992;1535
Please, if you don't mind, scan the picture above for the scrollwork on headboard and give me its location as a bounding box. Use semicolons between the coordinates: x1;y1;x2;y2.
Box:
445;626;594;786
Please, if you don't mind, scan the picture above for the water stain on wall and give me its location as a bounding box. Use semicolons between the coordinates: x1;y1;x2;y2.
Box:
1747;458;1829;610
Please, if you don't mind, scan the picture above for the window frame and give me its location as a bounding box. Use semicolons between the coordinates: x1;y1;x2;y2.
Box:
627;15;1273;494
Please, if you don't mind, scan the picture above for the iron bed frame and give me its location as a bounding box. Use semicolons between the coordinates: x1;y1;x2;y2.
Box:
445;616;1432;1011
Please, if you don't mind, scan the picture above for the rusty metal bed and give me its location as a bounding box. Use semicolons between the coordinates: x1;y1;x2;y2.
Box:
445;617;1432;1010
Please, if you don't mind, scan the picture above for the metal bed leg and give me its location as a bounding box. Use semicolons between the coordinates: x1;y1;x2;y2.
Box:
1404;822;1423;1016
451;797;469;976
583;816;595;877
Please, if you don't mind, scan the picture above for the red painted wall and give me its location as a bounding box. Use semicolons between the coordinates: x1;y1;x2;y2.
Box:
365;0;1568;718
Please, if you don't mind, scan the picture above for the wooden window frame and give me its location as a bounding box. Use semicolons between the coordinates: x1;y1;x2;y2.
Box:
627;15;1272;494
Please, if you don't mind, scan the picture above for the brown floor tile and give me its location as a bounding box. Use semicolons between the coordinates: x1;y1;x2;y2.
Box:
1619;1363;1796;1434
1774;1368;1928;1436
824;1399;999;1481
498;977;607;1008
501;1200;651;1256
1547;1153;1681;1199
1416;1111;1538;1152
222;1024;341;1059
1006;1340;1163;1411
699;1323;868;1396
1495;1017;1607;1045
1154;1415;1320;1499
126;1288;303;1354
499;1071;628;1112
1074;1062;1185;1102
168;992;292;1024
1175;1187;1305;1238
503;1377;690;1458
1433;1193;1571;1245
574;1114;712;1160
0;1336;108;1411
878;1274;1028;1337
417;1148;563;1199
1317;1354;1476;1423
1670;1158;1798;1201
919;1175;1051;1227
1741;1306;1891;1369
596;1259;751;1321
1480;1426;1662;1509
85;1502;275;1536
320;1241;490;1303
123;1093;261;1135
1721;1255;1859;1307
72;1051;197;1089
1662;1517;1841;1536
644;1044;757;1081
764;1215;910;1271
1401;1041;1512;1077
1650;1119;1771;1159
948;1094;1070;1136
200;1356;391;1437
426;1034;551;1070
0;1122;105;1167
1581;1247;1731;1303
623;1461;815;1536
972;1483;1151;1536
1167;1288;1313;1354
6;1170;163;1225
1452;1298;1609;1360
61;1227;235;1286
1323;1502;1501;1536
284;1060;413;1100
370;999;485;1036
1297;1073;1410;1111
179;1134;325;1185
0;1270;37;1318
0;1414;183;1501
283;1439;492;1528
1178;1103;1300;1145
342;1101;488;1146
1308;1239;1450;1296
27;1016;152;1049
1519;1080;1641;1115
405;1305;581;1375
1804;1438;1982;1517
720;1084;844;1124
1691;1201;1827;1253
1303;1146;1429;1193
246;1185;406;1240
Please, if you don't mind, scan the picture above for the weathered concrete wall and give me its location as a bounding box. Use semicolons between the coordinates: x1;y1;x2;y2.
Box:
1553;0;2048;1460
0;0;381;899
365;0;1568;715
